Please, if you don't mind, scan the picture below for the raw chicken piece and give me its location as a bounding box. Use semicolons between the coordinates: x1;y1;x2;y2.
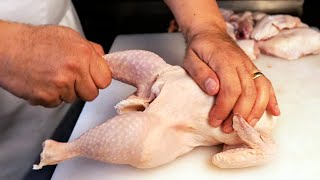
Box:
258;27;320;60
251;14;307;40
33;50;277;170
225;24;259;60
220;8;234;21
236;40;260;60
229;11;254;39
252;12;267;22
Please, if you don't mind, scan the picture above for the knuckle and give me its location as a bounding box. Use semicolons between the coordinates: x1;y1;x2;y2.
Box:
94;43;104;53
61;90;77;103
77;43;94;57
62;56;81;73
250;109;264;119
190;68;204;79
32;90;60;107
63;97;76;103
265;79;272;88
224;84;241;98
258;79;271;92
211;103;231;118
43;93;58;104
53;75;70;89
85;89;99;102
243;85;257;98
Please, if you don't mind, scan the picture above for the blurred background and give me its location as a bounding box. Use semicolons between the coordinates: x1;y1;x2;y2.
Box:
72;0;319;52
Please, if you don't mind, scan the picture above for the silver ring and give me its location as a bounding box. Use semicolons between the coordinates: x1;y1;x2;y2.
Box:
252;71;264;80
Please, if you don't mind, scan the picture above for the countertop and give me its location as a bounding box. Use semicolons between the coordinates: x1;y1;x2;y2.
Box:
50;33;320;180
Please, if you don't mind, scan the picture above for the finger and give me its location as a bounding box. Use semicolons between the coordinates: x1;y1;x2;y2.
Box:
221;113;234;134
29;99;62;108
89;54;112;89
59;86;78;103
209;67;241;127
89;41;105;56
183;50;220;96
267;84;281;116
28;91;62;108
221;67;256;133
247;76;271;126
75;75;99;101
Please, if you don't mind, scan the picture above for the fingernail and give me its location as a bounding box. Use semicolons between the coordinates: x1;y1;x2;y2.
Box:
224;126;234;134
211;119;223;127
205;78;217;94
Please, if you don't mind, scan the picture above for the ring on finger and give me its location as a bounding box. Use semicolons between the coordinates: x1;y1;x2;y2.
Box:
252;71;264;80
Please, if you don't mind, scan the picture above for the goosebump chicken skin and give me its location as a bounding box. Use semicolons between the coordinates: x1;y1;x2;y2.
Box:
33;50;277;170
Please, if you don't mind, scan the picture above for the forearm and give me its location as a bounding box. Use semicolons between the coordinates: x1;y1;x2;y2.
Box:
164;0;226;41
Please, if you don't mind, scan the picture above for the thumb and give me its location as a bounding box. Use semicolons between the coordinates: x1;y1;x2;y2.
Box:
183;50;220;96
90;54;112;89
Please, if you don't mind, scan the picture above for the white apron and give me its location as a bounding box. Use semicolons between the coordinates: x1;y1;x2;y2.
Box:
0;1;84;179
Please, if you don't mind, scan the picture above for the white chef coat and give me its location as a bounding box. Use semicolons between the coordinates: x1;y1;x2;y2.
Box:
0;1;84;179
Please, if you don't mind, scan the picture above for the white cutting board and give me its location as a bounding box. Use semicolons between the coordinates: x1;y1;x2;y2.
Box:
51;33;320;180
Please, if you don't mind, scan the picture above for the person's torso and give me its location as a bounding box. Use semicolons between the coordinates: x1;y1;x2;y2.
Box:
0;0;70;25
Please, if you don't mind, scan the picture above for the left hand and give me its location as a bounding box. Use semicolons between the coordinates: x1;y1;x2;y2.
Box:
183;26;280;133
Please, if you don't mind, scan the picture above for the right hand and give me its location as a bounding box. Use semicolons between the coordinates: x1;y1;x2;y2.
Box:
0;23;112;107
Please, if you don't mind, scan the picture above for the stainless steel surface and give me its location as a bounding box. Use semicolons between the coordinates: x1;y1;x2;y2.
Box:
217;0;304;15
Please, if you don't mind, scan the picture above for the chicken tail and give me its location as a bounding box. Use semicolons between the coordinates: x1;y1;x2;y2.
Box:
33;139;78;170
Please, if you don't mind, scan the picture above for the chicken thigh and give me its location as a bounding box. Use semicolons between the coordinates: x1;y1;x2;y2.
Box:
33;50;277;170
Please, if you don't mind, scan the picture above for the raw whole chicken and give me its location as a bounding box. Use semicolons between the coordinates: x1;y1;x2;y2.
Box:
33;50;277;170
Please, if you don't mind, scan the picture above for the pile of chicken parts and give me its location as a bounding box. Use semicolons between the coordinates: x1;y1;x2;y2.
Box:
170;9;320;60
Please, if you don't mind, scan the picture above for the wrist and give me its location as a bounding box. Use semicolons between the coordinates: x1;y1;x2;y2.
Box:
0;20;27;58
165;0;227;43
183;21;227;43
0;20;30;87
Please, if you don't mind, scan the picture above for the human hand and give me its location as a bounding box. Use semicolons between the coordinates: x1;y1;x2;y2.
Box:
0;23;111;107
183;26;280;133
